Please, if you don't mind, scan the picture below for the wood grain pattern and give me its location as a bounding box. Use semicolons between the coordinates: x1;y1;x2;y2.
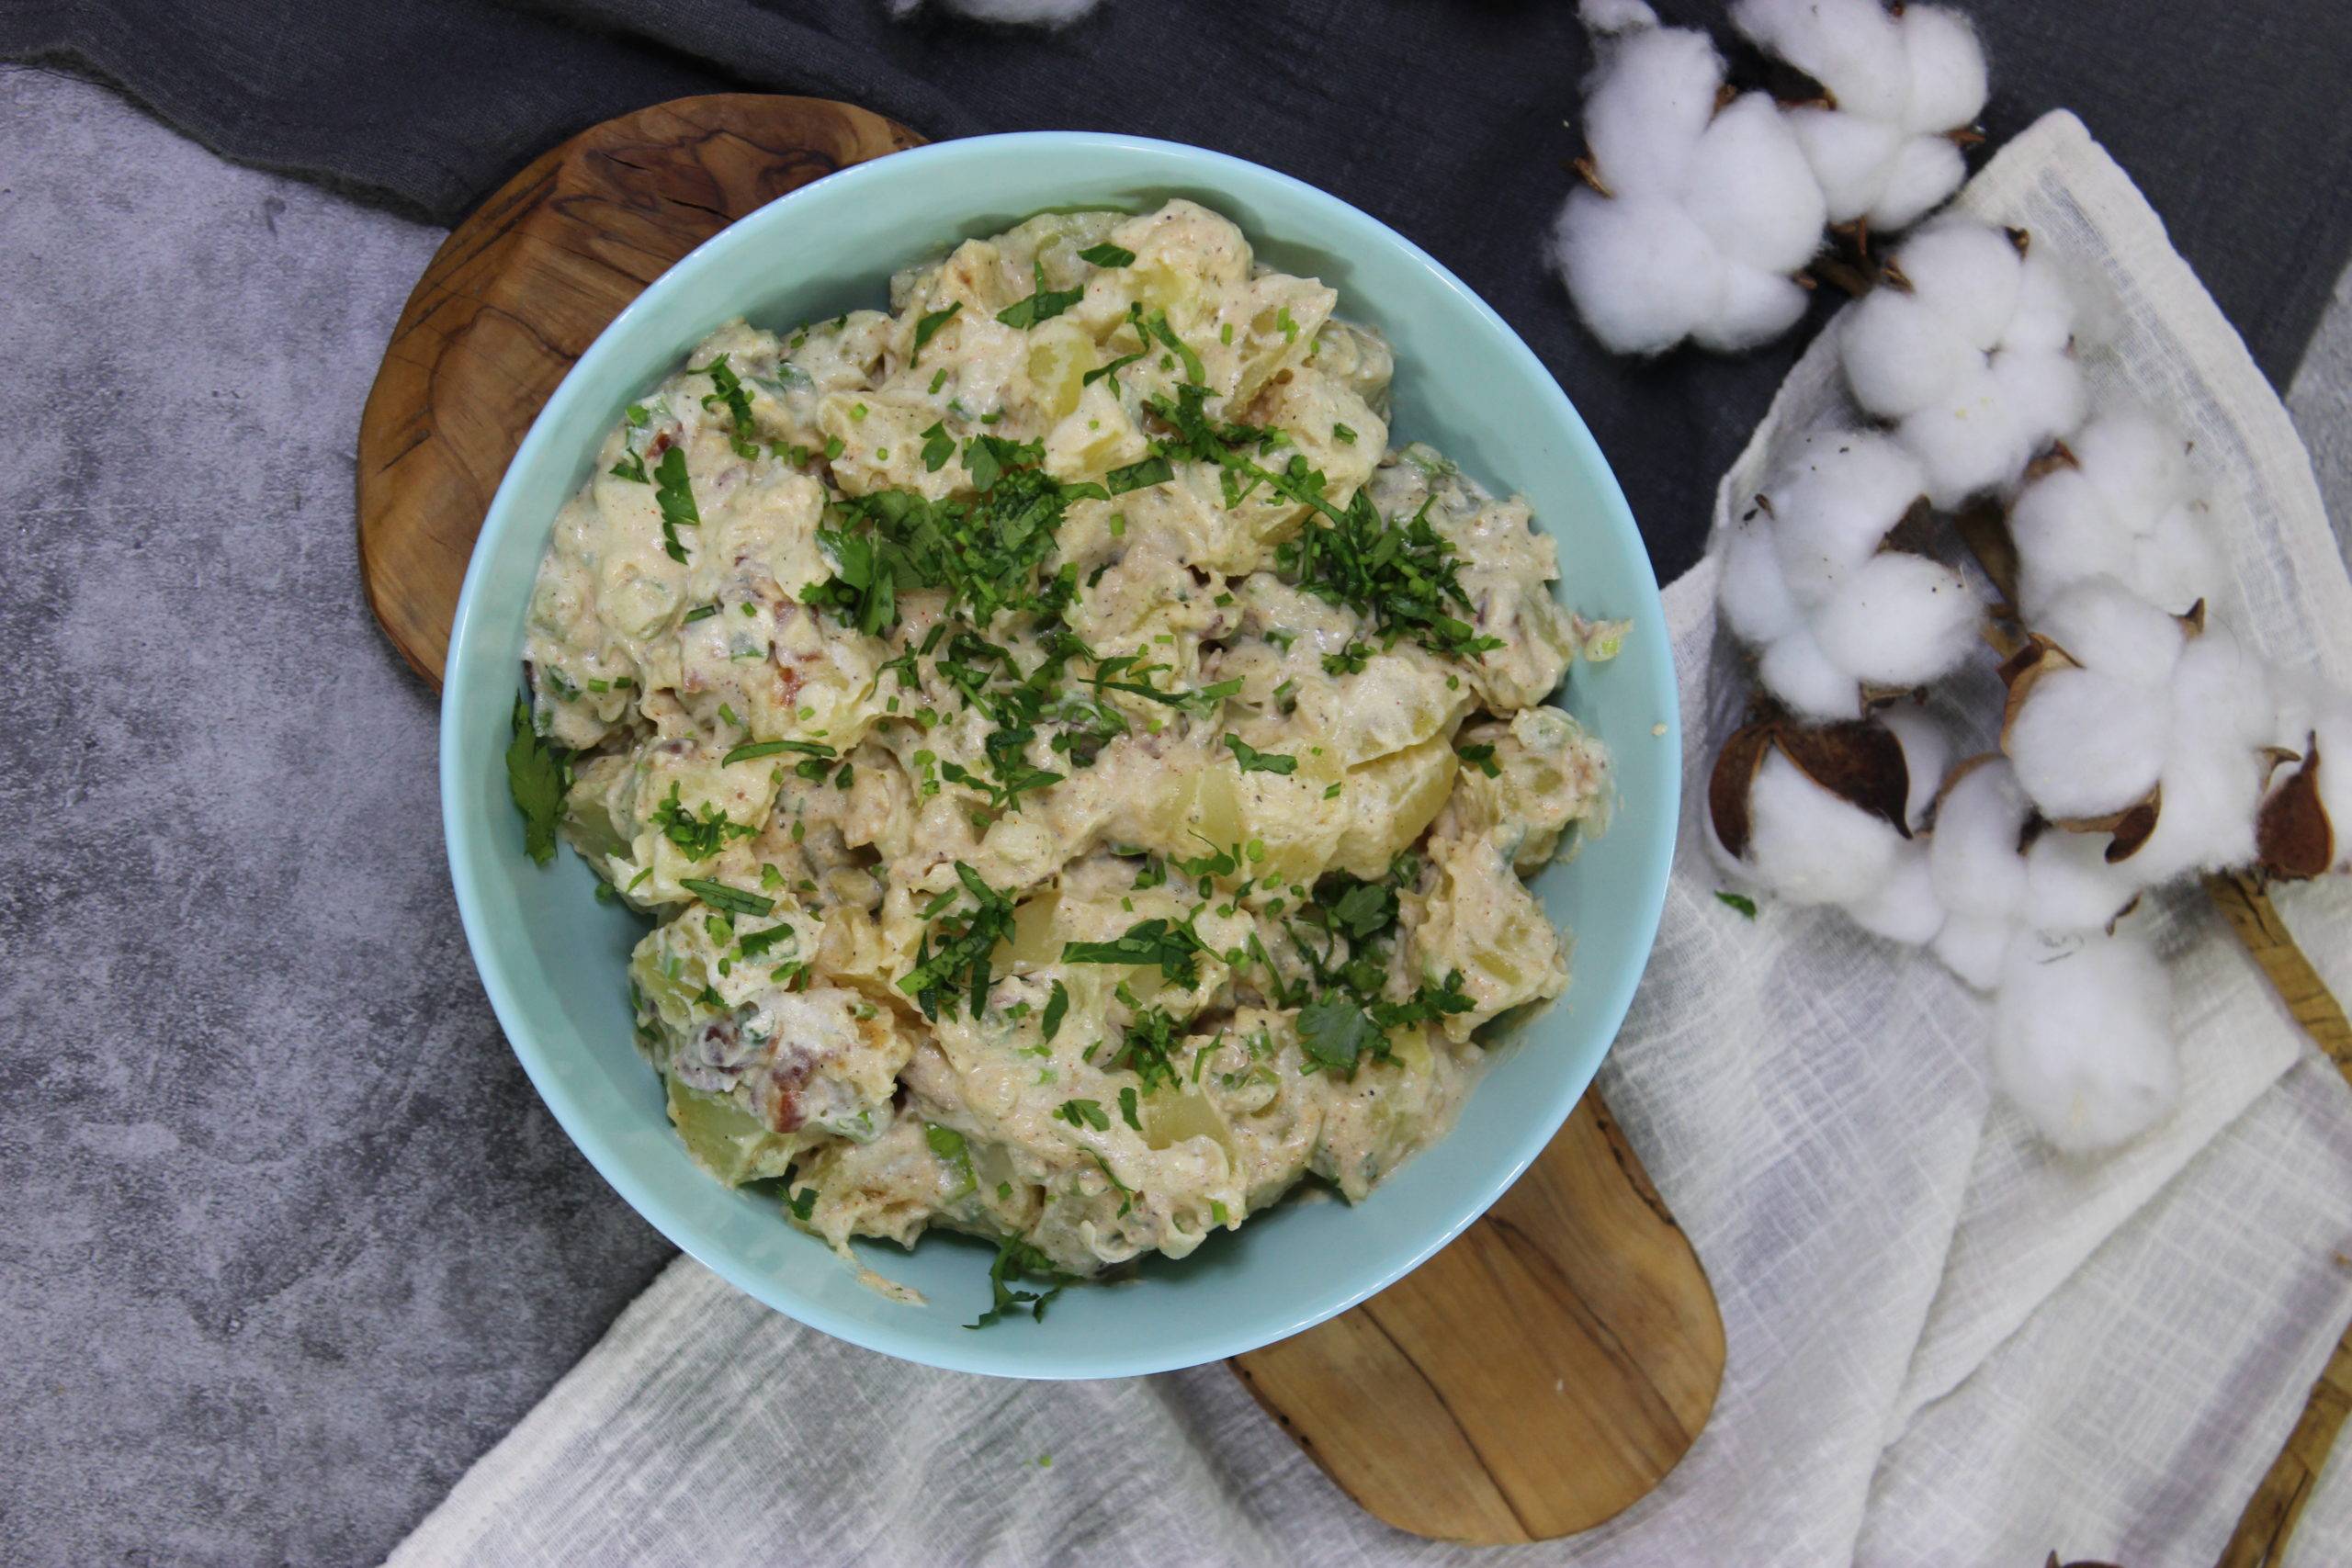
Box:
356;95;922;682
353;95;1723;1544
1235;1096;1724;1542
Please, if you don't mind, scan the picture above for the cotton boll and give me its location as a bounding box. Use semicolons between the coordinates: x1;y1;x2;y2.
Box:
1744;749;1907;905
1932;912;2012;990
1786;108;1903;221
1899;7;1990;139
2009;468;2129;615
1732;0;1907;120
2021;829;2140;931
1990;928;2179;1154
1555;192;1722;355
1717;516;1805;644
1878;705;1951;830
2002;251;2078;355
2136;502;2226;615
1928;759;2030;922
1580;25;1725;197
2005;667;2168;820
2071;410;2192;524
2034;577;2187;681
1842;839;1947;944
1760;624;1866;720
1684;96;1831;273
1988;347;2086;456
2124;739;2262;886
1807;552;1980;688
1898;364;2031;509
2171;623;2276;752
1868;119;1969;230
1843;288;1967;418
1894;220;2022;352
1767;428;1931;597
1692;264;1814;353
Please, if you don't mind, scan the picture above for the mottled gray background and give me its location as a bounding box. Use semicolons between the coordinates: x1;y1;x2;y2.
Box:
2;60;2348;1568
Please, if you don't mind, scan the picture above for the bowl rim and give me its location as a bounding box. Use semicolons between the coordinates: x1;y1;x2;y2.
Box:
442;128;1679;1379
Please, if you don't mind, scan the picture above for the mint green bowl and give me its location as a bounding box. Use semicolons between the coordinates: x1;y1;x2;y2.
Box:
442;132;1679;1379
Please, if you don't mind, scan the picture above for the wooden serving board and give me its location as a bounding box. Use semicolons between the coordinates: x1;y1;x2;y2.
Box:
356;94;1724;1543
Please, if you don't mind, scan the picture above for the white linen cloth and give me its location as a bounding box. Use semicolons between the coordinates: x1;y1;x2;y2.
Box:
390;113;2352;1567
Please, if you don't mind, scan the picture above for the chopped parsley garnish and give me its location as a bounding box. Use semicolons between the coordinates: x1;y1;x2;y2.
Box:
688;353;760;457
1081;349;1148;388
925;1122;978;1199
1136;305;1204;383
1716;891;1758;919
1332;422;1358;445
650;783;755;860
994;261;1085;330
1103;1006;1182;1094
967;1235;1070;1329
682;603;719;624
505;694;570;866
1277;490;1501;662
911;300;963;363
1225;734;1297;775
1105;455;1172;494
1117;1086;1141;1131
1060;918;1206;988
736;921;796;959
610;451;648;483
1077;243;1136;267
681;877;774;918
1054;1099;1110;1132
785;1185;819;1222
1041;979;1069;1042
1457;741;1501;777
920;420;955;472
1297;995;1385;1075
652;445;700;564
899;863;1017;1021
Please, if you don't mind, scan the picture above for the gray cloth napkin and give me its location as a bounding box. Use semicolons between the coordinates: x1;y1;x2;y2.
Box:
386;114;2352;1567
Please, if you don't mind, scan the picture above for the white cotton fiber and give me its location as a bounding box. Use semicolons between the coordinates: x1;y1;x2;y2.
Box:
1990;927;2180;1153
1931;911;2012;991
1719;427;1966;717
2010;410;2219;617
890;0;1101;23
2033;576;2187;680
1878;705;1951;830
2021;828;2139;932
1842;289;1966;417
1744;749;1906;906
1578;0;1660;31
1555;192;1726;355
1759;625;1867;720
1807;552;1979;688
1928;759;2030;922
1841;218;2083;507
1733;0;1986;231
1842;839;1948;944
2004;666;2168;820
1717;515;1804;644
1556;11;1829;355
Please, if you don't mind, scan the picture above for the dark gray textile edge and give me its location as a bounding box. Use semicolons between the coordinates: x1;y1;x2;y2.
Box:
8;0;2351;582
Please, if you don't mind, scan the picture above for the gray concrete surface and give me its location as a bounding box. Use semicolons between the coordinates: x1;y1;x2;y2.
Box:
3;60;2349;1568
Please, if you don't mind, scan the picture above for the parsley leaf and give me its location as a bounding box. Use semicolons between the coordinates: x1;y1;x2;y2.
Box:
1082;349;1148;388
681;877;774;918
1118;1086;1141;1131
1061;918;1206;988
1105;455;1172;494
925;1122;978;1199
911;300;963;363
1104;1006;1183;1094
967;1235;1071;1329
505;694;570;865
652;445;700;564
1054;1099;1111;1132
688;353;759;457
1457;741;1502;777
1225;733;1297;775
650;783;755;860
995;261;1084;330
920;420;955;473
1041;979;1069;1042
899;863;1017;1021
1297;994;1383;1074
785;1185;818;1222
1078;243;1136;267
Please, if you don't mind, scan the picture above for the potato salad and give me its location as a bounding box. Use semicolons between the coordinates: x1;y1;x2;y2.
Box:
513;199;1618;1318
